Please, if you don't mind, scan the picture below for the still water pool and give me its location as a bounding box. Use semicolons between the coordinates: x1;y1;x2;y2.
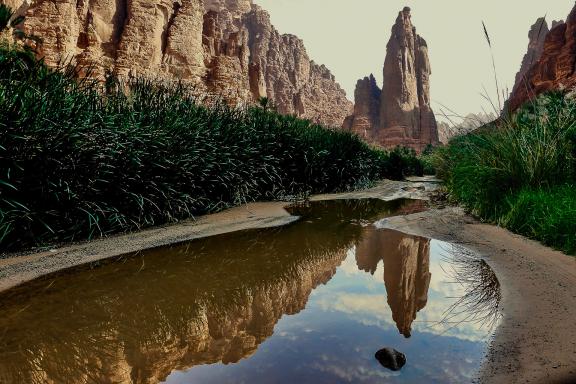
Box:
0;199;500;384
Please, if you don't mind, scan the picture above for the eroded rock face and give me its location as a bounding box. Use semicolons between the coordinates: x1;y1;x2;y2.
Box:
507;4;576;113
437;112;497;144
244;5;352;127
342;74;381;140
1;0;352;127
512;17;549;94
344;7;439;152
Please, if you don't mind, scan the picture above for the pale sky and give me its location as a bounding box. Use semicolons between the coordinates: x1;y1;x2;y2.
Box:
254;0;573;121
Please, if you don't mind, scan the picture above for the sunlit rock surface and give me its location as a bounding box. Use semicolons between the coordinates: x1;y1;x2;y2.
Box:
507;4;576;112
1;0;352;127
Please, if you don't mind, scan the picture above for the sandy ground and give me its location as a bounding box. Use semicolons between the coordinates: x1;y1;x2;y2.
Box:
0;202;297;292
380;208;576;384
0;178;436;292
1;177;575;383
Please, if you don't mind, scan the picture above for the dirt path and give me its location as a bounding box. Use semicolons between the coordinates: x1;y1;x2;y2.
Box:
380;207;576;384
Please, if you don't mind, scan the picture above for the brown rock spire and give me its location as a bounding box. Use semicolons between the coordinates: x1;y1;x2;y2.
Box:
342;74;381;140
344;6;439;152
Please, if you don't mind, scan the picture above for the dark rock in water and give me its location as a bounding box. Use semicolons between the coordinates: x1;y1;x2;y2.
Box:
375;348;407;371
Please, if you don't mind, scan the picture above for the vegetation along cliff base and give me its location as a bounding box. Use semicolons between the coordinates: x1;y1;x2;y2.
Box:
0;43;425;252
435;92;576;254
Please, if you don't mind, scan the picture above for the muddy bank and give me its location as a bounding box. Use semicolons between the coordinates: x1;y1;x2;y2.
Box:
0;178;437;292
379;208;576;384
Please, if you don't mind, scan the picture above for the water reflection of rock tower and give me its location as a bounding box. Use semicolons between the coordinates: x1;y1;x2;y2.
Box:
356;228;431;337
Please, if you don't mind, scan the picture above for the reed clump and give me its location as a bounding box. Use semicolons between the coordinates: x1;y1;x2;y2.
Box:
0;44;425;251
434;92;576;254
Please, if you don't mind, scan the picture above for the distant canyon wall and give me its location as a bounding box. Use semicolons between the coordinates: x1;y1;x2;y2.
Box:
2;0;352;127
507;4;576;113
343;7;439;152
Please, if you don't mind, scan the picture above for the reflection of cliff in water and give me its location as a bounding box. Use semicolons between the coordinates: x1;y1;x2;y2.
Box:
356;228;432;338
0;199;423;384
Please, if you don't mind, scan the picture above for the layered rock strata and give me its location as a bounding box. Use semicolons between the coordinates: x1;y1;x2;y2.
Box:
507;4;576;113
1;0;352;127
344;7;439;152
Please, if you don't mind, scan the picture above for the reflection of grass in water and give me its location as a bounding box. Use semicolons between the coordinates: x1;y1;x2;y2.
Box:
437;243;501;334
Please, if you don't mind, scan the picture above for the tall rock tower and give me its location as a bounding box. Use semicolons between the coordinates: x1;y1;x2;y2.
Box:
344;7;439;152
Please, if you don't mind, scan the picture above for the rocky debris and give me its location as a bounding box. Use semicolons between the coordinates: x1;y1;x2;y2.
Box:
375;347;407;371
344;7;439;152
507;4;576;113
1;0;352;127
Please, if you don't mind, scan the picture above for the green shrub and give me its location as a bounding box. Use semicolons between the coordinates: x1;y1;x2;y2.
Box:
387;147;425;179
0;46;424;251
434;91;576;253
502;185;576;254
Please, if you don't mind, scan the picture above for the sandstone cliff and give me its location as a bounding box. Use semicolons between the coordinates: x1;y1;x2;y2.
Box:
507;4;576;113
342;74;381;141
2;0;352;127
437;112;497;144
512;17;549;95
344;7;439;152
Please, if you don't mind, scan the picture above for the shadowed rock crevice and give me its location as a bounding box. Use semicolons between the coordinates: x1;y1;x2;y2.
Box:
160;1;181;56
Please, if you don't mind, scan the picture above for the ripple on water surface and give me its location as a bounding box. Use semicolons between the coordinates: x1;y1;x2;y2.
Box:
0;199;500;384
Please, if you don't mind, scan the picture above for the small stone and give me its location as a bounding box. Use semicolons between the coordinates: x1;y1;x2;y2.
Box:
375;348;407;371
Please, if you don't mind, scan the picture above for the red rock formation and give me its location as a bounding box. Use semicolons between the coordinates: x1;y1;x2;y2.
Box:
344;7;439;152
342;74;381;140
512;17;549;95
1;0;352;127
507;4;576;113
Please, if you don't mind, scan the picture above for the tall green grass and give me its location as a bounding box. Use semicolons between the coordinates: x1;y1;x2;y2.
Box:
435;92;576;254
0;46;424;252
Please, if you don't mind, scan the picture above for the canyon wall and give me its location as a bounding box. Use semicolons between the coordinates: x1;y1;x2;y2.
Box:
343;7;439;152
507;4;575;113
2;0;352;127
511;17;549;95
437;112;497;144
